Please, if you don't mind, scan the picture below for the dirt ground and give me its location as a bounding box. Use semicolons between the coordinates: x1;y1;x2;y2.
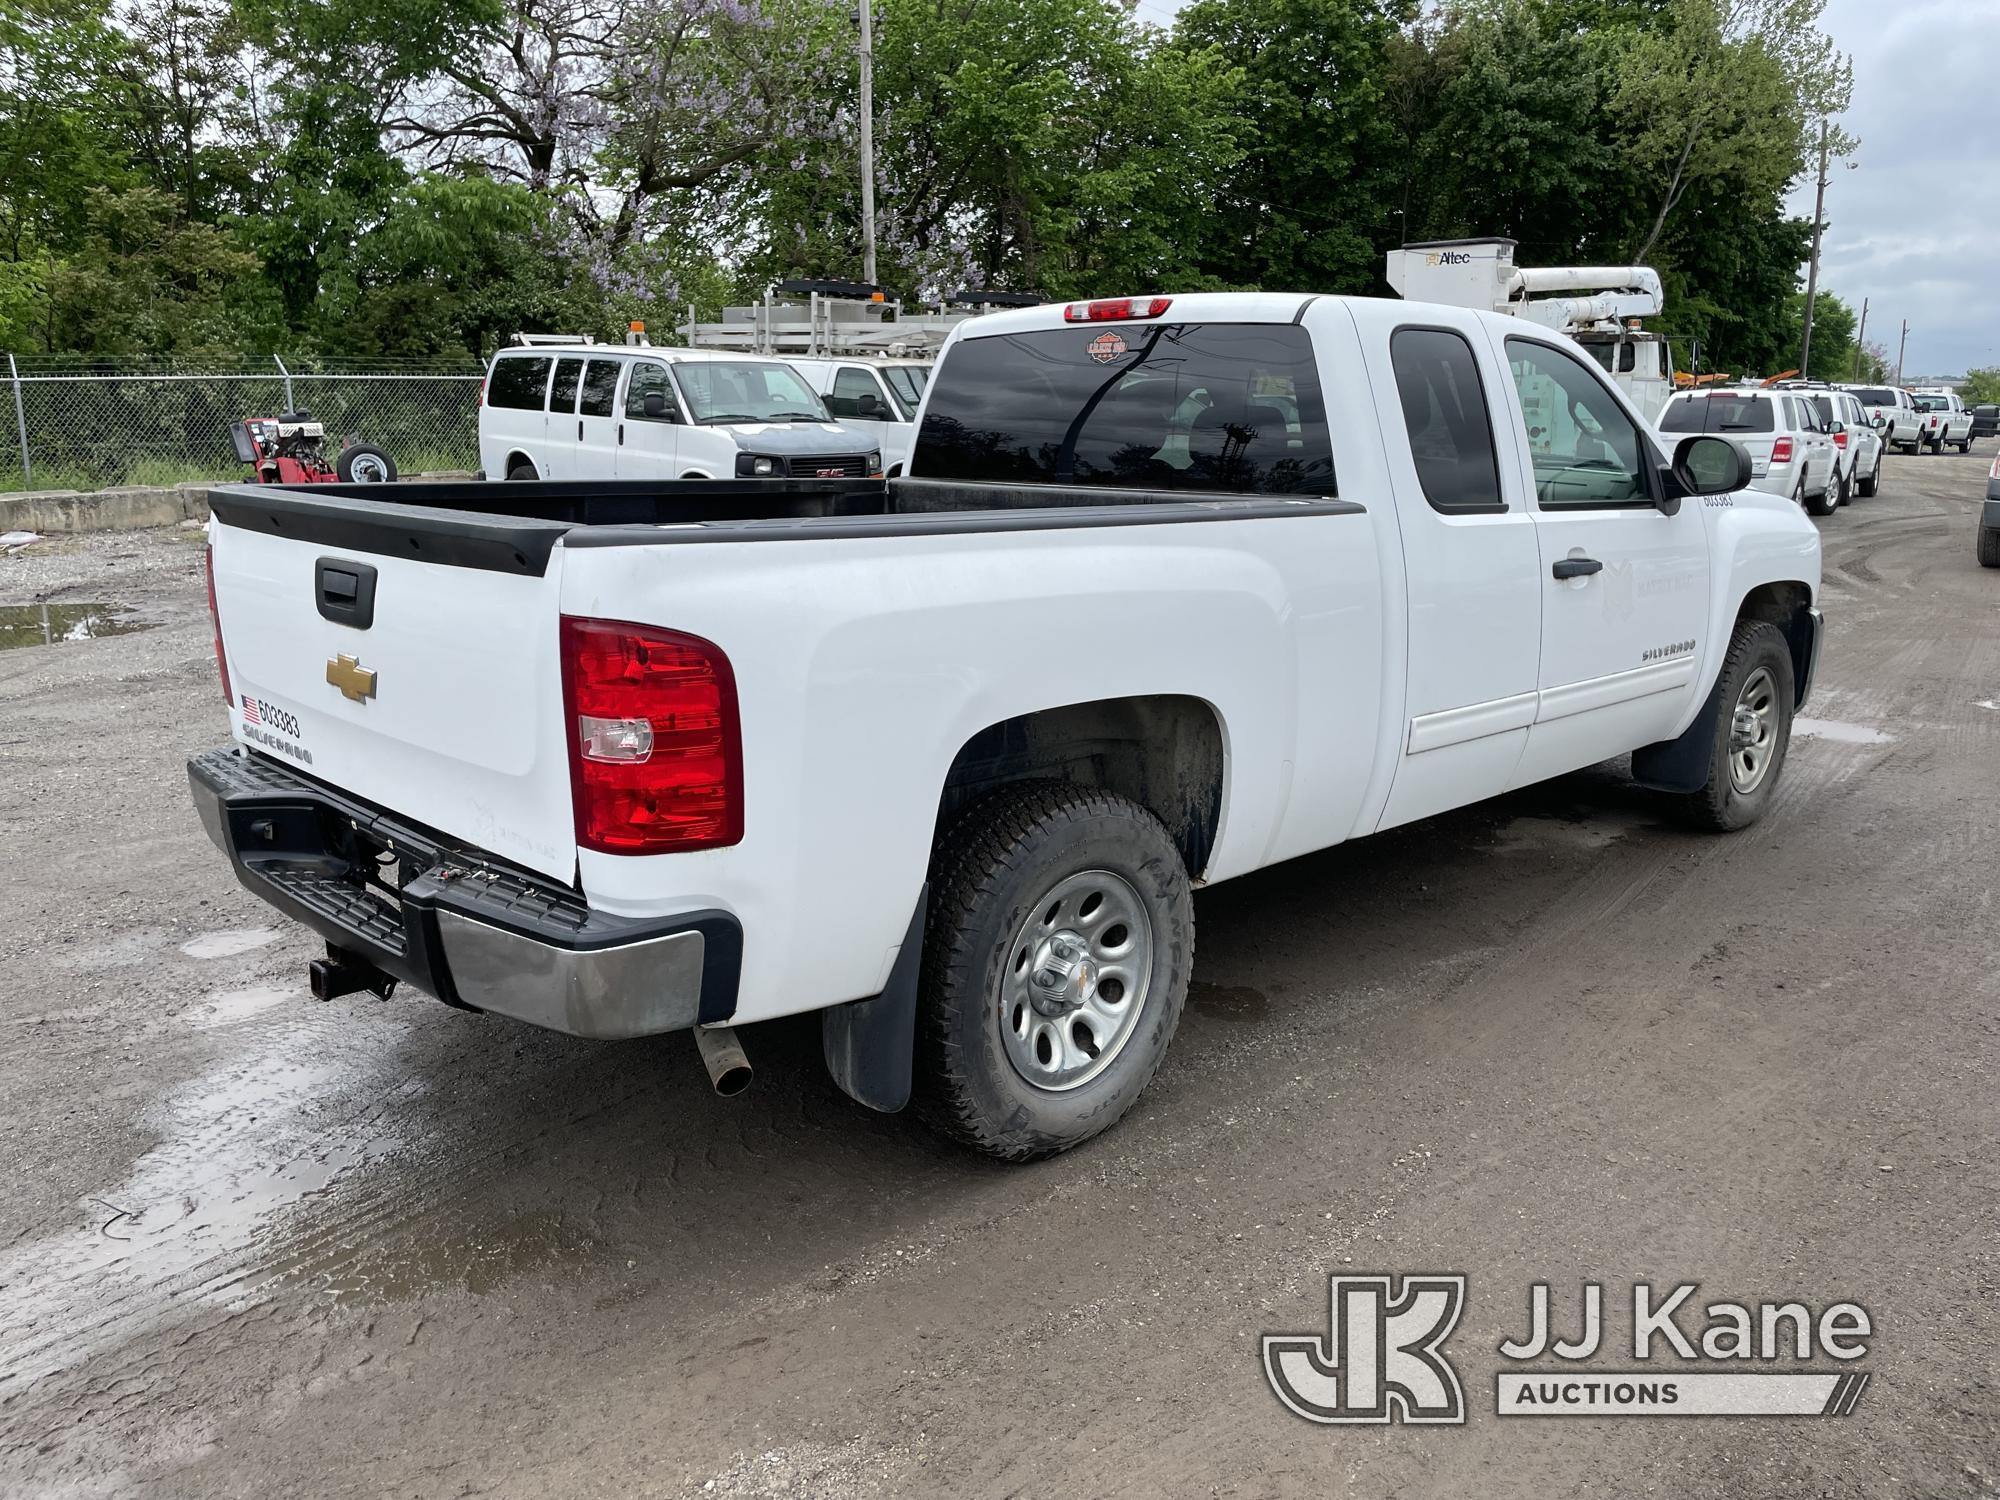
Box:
1;455;1996;1499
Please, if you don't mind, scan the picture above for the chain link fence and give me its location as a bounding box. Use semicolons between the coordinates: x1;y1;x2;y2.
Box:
1;355;485;493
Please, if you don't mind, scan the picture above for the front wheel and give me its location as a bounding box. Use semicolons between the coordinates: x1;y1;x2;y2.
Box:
915;782;1194;1160
1673;619;1796;832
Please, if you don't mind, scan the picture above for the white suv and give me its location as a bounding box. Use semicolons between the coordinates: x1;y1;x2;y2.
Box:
1788;384;1885;501
479;344;880;482
1658;388;1840;514
786;357;932;476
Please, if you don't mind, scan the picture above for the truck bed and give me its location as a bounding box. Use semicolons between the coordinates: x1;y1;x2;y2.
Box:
206;478;1352;575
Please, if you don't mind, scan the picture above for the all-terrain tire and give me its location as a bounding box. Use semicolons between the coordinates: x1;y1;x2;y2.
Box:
1978;527;2000;568
1673;619;1796;833
915;781;1194;1160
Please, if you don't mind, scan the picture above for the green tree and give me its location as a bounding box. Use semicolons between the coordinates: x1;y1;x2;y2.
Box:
1962;368;2000;406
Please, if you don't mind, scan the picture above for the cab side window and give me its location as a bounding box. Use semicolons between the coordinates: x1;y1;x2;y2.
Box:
580;359;620;418
827;367;885;418
1389;327;1503;514
550;356;585;414
624;361;679;422
1504;338;1650;508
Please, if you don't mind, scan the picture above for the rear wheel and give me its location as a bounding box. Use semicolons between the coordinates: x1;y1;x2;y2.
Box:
1673;619;1795;832
1805;469;1839;516
915;782;1194;1160
506;460;537;480
1857;449;1880;497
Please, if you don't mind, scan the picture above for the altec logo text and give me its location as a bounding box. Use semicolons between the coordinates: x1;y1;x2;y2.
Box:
1263;1277;1873;1423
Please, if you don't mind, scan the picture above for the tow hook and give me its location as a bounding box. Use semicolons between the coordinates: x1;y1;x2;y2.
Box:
694;1025;753;1097
309;944;399;1002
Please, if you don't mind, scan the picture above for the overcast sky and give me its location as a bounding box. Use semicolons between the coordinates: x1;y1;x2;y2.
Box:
1789;0;2000;378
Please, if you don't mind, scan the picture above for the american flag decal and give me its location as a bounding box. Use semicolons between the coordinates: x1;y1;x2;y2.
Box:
242;694;260;725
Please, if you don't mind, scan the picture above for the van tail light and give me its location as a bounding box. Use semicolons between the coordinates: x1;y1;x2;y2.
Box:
1063;297;1172;322
559;617;742;854
476;376;487;407
1771;437;1795;464
204;543;233;707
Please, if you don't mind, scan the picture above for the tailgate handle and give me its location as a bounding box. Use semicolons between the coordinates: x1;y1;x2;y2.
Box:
315;557;378;629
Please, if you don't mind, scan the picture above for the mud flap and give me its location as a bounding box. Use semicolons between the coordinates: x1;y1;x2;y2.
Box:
822;887;926;1113
1631;672;1728;795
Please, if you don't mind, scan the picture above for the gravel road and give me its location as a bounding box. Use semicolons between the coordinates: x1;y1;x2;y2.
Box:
1;456;1996;1498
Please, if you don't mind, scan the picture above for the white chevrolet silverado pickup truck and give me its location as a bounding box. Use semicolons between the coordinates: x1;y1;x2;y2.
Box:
190;292;1823;1159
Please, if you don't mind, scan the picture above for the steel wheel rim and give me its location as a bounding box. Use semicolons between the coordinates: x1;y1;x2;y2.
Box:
349;454;389;483
1727;665;1779;794
999;868;1153;1093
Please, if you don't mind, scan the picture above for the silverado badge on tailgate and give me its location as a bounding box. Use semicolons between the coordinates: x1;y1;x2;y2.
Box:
326;653;377;703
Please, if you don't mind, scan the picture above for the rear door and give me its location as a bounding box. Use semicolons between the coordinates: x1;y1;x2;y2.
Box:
615;358;681;477
577;357;622;477
208;510;577;880
1366;311;1542;830
541;356;585;480
1491;330;1710;786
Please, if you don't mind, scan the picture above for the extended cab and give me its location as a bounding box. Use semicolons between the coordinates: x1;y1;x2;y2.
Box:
191;293;1823;1160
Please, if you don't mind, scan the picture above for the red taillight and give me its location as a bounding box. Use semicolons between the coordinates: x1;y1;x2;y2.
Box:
477;376;486;407
1833;430;1848;449
1063;297;1172;322
559;617;742;854
1771;437;1795;464
204;543;232;707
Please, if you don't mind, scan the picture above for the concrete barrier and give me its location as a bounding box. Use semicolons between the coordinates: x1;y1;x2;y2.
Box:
0;473;477;534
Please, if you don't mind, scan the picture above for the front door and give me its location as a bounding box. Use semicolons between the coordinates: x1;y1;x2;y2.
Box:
1493;332;1710;787
615;359;681;478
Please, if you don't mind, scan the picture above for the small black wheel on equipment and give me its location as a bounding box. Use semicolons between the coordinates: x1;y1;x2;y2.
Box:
915;781;1194;1160
1674;619;1796;831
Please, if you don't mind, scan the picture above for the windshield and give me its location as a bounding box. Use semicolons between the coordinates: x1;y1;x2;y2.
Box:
883;365;929;419
1851;388;1898;406
672;361;829;424
1660;393;1773;434
915;322;1335;495
1912;395;1949;411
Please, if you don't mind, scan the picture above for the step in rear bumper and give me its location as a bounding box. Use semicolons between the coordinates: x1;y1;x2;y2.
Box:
187;747;740;1038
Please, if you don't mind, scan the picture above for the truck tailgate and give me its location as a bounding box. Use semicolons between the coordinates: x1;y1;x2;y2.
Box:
207;495;578;882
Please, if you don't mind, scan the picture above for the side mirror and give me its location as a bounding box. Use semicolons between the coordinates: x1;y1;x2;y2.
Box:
1668;433;1751;501
643;391;671;420
855;393;885;419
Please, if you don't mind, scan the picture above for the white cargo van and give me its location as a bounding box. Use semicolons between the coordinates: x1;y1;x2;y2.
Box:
478;344;881;481
785;357;931;475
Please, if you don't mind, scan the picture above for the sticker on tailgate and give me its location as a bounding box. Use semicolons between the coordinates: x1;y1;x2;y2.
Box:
241;694;313;765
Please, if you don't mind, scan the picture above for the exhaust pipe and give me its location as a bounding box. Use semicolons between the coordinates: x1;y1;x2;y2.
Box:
694;1025;753;1097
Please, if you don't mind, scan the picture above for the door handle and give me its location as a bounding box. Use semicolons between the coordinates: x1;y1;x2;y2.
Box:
1552;557;1603;580
617;422;624;446
577;419;584;441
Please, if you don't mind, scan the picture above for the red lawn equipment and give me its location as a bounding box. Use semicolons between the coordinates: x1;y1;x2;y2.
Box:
229;412;398;485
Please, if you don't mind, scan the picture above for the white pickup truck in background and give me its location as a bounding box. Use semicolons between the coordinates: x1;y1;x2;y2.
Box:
191;292;1822;1159
1840;383;1925;453
1911;389;1975;453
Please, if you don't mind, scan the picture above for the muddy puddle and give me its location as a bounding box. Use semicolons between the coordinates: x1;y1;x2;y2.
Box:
0;992;408;1388
0;601;158;649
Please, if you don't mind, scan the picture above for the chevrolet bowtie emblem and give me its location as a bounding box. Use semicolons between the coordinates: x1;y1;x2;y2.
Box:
326;653;377;703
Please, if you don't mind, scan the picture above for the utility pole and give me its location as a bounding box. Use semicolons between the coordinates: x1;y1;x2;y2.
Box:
857;0;877;286
1799;120;1830;377
1851;296;1868;380
1895;320;1909;386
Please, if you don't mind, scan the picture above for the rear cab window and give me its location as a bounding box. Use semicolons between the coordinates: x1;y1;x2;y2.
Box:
1849;388;1898;407
487;355;552;411
1389;326;1502;513
1660;393;1775;434
915;322;1335;495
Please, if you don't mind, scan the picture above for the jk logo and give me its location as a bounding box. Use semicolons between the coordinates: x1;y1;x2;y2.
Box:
1262;1274;1467;1424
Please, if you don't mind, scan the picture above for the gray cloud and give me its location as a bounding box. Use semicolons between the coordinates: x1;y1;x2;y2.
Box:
1796;0;2000;378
